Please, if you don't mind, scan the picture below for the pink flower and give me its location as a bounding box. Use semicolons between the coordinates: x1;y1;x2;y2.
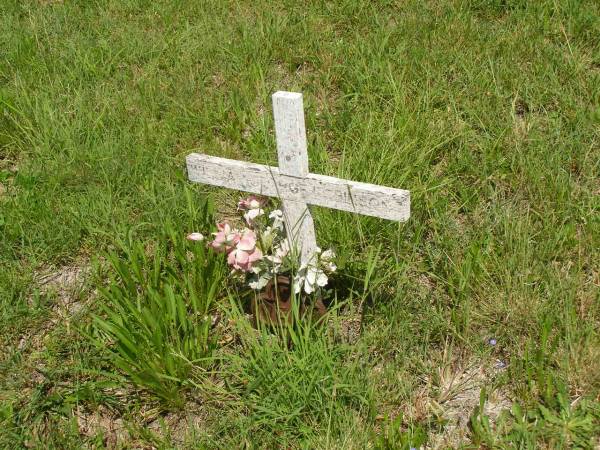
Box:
186;232;204;241
227;229;263;271
238;196;265;224
209;223;240;253
237;196;264;210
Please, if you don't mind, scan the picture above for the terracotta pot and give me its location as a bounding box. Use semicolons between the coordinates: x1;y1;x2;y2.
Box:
250;275;327;326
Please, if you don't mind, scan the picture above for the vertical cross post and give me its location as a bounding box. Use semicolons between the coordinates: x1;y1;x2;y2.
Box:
272;91;318;267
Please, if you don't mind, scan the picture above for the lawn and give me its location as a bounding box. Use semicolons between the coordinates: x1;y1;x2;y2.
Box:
1;0;599;448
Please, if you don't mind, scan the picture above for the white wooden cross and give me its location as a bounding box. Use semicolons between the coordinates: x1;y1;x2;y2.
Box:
187;91;410;266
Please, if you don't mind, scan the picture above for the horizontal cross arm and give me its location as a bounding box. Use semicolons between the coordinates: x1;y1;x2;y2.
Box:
187;153;410;221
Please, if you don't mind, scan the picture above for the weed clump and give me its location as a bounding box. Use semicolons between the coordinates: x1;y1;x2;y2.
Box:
92;223;225;407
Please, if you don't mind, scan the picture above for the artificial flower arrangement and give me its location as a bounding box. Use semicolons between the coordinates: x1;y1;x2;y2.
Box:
187;196;336;299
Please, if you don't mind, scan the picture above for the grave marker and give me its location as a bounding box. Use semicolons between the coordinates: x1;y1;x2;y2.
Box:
187;91;410;266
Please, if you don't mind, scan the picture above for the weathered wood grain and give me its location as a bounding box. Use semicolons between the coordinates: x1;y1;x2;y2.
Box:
272;92;318;265
186;153;410;222
273;91;308;176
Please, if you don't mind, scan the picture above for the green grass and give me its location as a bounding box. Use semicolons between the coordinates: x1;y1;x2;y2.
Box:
91;214;224;407
207;304;374;448
1;0;599;447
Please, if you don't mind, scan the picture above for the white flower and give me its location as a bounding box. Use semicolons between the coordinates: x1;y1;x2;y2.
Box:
320;249;337;273
243;207;264;224
238;196;265;225
293;264;328;295
307;266;328;292
293;272;304;294
248;199;261;209
249;272;272;290
186;232;204;241
269;209;285;231
321;248;334;260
